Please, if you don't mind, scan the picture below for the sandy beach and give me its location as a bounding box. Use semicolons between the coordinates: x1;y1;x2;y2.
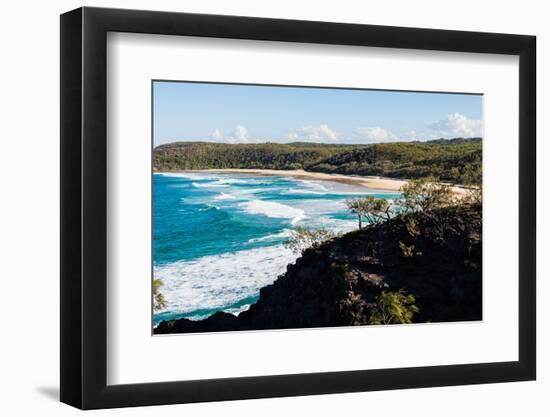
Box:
187;168;469;196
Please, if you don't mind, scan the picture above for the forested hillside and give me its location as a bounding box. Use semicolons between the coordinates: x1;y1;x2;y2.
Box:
153;138;482;185
309;138;482;185
153;141;355;171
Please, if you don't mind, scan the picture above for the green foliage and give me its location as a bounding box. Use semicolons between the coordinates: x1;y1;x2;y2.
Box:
398;178;455;213
153;141;358;171
460;162;482;186
332;263;350;278
153;138;482;186
346;196;392;229
153;278;167;312
399;241;415;258
309;138;482;185
368;289;419;325
404;216;421;237
284;226;337;254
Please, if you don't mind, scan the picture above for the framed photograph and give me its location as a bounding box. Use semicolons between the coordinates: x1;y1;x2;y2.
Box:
60;6;536;409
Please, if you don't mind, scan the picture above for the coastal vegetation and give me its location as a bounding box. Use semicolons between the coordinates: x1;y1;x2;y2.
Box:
153;141;354;171
153;137;482;185
284;226;338;255
346;196;393;229
367;290;419;325
308;138;482;186
153;279;167;312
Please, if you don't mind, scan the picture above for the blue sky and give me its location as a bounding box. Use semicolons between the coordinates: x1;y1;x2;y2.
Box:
153;81;482;146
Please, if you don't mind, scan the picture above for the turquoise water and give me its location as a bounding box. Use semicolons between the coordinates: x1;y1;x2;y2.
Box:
153;172;400;323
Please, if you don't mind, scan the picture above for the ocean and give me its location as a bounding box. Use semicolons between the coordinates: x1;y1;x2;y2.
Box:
153;172;400;324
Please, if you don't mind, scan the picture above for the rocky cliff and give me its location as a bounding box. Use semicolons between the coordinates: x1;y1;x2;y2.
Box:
154;204;482;334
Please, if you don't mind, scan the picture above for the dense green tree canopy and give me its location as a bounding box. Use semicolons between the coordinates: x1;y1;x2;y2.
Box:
308;138;481;185
153;138;482;185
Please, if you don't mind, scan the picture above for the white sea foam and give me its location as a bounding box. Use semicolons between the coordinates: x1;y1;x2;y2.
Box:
191;181;227;188
311;217;357;233
300;180;329;192
247;229;293;243
290;198;347;214
213;192;237;201
239;200;306;225
191;177;268;188
158;172;217;181
197;204;220;211
294;178;400;196
154;245;297;318
284;187;389;196
224;304;252;316
215;178;258;185
284;189;326;195
284;189;378;196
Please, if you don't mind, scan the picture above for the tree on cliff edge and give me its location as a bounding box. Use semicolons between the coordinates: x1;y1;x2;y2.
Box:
399;178;455;213
284;226;337;254
346;196;392;229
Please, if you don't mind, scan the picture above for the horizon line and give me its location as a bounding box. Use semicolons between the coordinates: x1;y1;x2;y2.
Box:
154;136;483;149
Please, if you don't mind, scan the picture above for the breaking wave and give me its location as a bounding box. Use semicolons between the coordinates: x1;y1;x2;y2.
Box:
154;245;297;321
239;200;306;225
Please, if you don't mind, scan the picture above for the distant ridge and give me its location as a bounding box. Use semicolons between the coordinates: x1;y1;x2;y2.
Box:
153;137;481;185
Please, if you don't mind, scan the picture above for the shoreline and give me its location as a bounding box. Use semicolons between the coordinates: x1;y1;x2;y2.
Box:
167;168;468;195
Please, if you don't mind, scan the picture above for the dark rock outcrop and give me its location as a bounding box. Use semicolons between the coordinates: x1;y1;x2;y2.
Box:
155;204;482;334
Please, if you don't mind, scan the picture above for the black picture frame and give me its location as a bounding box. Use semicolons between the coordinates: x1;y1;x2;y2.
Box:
60;6;536;410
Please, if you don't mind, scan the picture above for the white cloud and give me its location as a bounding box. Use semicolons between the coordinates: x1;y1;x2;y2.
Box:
353;113;482;144
208;125;256;144
402;130;419;141
202;113;481;146
284;124;339;142
426;112;482;139
233;125;250;143
210;129;223;140
354;127;398;143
